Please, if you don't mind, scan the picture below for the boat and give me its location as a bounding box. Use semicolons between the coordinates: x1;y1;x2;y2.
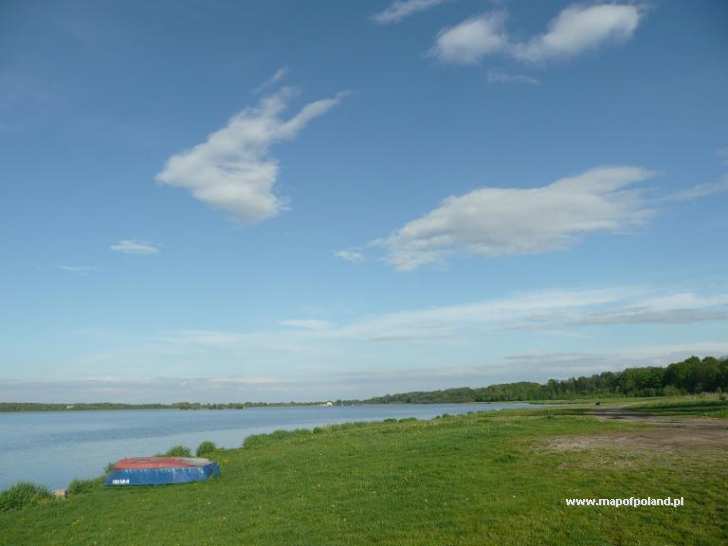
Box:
105;457;221;486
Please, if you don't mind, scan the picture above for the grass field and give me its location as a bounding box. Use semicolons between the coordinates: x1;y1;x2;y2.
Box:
1;403;727;545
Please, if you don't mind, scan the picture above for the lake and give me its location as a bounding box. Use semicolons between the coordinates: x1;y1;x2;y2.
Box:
0;403;530;490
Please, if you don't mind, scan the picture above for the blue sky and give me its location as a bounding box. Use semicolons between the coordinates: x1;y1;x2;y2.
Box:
1;0;727;402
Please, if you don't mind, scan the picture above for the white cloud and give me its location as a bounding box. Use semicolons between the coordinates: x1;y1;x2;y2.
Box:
432;4;643;65
58;265;98;274
331;288;630;341
430;13;507;64
156;87;347;223
161;288;728;346
487;70;540;85
372;0;450;25
375;166;654;270
13;288;726;402
253;66;288;94
110;240;160;255
280;319;332;331
572;293;728;325
663;174;728;202
159;330;245;346
511;4;643;62
324;289;728;341
335;249;366;263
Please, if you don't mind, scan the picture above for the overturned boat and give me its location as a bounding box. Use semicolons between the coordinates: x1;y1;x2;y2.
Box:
105;457;220;486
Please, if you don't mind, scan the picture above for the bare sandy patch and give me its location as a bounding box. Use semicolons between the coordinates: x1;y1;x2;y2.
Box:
546;419;728;454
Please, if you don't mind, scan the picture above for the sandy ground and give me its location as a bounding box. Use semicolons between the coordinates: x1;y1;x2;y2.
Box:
547;409;728;453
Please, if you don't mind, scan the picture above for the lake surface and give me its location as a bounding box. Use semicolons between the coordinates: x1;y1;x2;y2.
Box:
0;403;530;490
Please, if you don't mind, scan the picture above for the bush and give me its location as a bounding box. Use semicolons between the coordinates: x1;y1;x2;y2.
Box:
67;478;100;496
196;441;217;457
0;482;53;513
162;445;192;457
663;385;684;397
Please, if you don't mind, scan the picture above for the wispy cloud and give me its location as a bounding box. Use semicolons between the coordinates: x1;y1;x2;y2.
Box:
570;293;728;326
158;330;245;346
4;337;726;403
58;265;98;274
372;166;654;270
431;4;644;65
487;70;540;85
663;174;728;202
303;289;728;341
208;289;727;343
156;86;347;223
372;0;451;25
252;66;288;94
110;240;160;255
280;319;332;331
335;249;366;263
12;288;726;402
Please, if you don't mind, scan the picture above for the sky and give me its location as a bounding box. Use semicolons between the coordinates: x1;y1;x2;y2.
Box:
1;0;727;403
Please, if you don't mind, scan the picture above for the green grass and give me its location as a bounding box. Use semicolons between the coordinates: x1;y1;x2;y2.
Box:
0;482;54;513
628;396;728;418
1;411;726;545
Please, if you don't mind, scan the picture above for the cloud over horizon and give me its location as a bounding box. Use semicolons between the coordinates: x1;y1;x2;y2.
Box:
4;337;726;403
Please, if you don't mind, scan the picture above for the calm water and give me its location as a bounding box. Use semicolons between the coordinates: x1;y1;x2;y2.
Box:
0;403;529;490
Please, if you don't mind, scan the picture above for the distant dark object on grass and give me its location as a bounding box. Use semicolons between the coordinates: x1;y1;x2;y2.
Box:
0;482;53;513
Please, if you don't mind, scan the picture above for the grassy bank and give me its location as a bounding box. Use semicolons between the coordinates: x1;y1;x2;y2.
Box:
1;405;726;545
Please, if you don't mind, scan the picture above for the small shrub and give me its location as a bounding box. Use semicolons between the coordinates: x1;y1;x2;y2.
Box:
399;417;417;423
383;418;397;423
269;429;293;440
67;478;100;496
312;426;325;434
196;441;217;457
104;462;116;474
0;482;53;513
242;434;265;448
162;445;192;457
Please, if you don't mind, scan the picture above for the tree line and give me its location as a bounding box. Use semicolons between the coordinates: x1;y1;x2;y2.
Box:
363;356;728;403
